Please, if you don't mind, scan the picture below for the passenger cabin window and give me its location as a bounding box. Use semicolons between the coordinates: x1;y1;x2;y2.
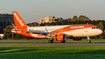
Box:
92;27;98;29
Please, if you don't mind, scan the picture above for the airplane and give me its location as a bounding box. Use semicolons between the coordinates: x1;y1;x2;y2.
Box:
11;11;103;43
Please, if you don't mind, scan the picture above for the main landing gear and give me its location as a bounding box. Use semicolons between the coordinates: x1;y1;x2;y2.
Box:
48;38;65;43
61;40;65;43
49;40;65;43
48;40;53;43
87;36;91;43
48;37;53;43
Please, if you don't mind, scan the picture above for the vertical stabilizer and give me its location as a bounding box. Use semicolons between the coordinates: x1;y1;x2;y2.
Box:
12;11;27;30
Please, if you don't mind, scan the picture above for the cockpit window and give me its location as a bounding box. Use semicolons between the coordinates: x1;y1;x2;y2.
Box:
92;27;99;29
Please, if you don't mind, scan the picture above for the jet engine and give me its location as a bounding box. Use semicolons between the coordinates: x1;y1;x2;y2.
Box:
73;37;83;40
54;34;65;41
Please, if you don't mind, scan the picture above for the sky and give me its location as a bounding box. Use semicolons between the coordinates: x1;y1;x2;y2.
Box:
0;0;105;23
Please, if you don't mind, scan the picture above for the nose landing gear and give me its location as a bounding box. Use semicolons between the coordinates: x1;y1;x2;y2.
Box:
87;36;91;43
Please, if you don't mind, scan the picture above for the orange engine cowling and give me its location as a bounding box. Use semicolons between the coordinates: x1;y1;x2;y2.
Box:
54;34;65;41
73;37;83;40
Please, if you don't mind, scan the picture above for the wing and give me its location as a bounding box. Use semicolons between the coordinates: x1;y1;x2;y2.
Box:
26;29;55;34
11;29;55;34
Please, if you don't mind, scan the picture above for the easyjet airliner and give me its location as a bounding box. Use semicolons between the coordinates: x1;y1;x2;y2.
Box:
11;11;102;43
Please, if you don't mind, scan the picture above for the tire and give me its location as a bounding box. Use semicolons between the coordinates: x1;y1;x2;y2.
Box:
61;40;65;43
49;40;53;43
88;40;91;43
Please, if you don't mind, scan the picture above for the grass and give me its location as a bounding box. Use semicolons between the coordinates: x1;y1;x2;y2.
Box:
0;39;105;43
0;40;105;59
0;45;105;59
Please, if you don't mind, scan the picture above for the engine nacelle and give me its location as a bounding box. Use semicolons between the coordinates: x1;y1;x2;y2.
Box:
73;37;83;40
54;34;65;41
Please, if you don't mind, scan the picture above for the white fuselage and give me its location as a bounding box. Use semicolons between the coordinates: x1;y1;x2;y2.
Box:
27;25;102;37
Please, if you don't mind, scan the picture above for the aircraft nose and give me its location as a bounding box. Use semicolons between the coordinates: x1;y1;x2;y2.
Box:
96;29;103;35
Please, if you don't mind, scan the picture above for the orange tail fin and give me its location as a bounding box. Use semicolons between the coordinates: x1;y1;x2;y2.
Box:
12;11;27;30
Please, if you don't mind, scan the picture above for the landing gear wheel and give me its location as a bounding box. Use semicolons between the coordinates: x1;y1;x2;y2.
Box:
87;36;91;43
49;40;53;43
88;40;91;43
61;40;65;43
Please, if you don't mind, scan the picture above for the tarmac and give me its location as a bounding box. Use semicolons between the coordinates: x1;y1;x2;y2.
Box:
0;42;105;45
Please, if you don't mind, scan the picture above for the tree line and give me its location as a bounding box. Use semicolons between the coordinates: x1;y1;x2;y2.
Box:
3;15;105;39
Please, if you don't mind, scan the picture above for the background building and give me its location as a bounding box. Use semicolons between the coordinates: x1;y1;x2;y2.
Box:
0;14;14;33
40;16;63;24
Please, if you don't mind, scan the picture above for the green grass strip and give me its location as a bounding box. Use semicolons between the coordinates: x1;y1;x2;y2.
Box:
0;45;105;59
0;39;105;43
